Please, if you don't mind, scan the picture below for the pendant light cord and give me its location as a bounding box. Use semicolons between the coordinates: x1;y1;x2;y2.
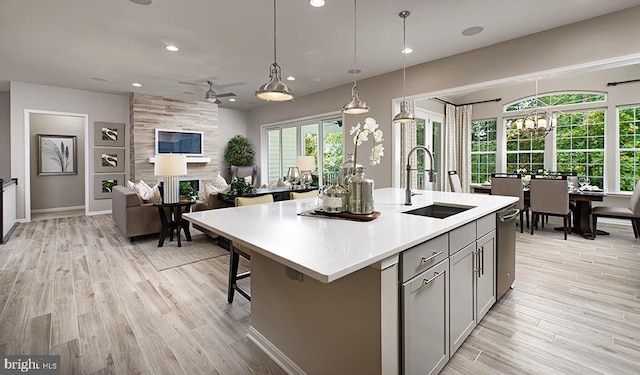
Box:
402;13;407;101
273;0;277;65
352;0;357;85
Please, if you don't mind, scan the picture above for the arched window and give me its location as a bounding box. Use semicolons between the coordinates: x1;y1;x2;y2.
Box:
502;91;607;188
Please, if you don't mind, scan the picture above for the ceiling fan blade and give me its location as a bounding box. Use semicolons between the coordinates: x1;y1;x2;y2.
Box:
216;92;236;98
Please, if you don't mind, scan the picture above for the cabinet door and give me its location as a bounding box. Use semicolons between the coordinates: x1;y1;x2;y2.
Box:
476;231;496;322
449;243;476;355
402;259;449;375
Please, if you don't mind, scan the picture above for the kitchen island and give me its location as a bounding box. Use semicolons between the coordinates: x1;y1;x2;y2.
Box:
184;188;517;375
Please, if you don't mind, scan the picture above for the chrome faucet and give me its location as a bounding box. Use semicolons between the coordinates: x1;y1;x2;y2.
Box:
405;145;436;205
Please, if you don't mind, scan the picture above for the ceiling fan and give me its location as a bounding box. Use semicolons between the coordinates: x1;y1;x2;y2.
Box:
205;80;236;104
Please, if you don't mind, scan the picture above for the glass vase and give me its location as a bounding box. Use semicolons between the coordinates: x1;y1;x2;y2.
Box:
348;167;374;214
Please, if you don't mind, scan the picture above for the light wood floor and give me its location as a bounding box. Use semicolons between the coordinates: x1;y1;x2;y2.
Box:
0;214;639;374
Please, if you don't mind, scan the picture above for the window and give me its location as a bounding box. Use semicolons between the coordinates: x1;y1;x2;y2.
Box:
504;92;606;112
264;117;343;186
555;110;605;188
470;119;497;183
505;118;545;173
618;106;640;191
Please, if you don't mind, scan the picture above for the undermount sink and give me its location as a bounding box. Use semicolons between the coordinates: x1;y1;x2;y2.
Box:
403;203;475;219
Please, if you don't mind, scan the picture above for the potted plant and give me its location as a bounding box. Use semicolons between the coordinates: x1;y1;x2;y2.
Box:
223;135;255;181
179;182;199;201
222;177;257;201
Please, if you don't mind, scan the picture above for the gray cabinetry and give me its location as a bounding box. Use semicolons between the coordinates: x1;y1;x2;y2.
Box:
476;231;496;321
402;259;449;375
448;242;476;354
448;213;497;356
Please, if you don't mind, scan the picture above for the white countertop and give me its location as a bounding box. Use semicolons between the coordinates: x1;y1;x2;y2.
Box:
184;188;517;283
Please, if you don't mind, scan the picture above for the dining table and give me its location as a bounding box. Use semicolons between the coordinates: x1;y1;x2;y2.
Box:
471;184;606;239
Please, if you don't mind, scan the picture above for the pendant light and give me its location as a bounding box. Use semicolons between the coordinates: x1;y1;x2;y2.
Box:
342;0;369;115
256;0;295;102
393;11;415;124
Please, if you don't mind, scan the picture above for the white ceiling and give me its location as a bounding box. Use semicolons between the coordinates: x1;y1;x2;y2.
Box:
1;0;640;111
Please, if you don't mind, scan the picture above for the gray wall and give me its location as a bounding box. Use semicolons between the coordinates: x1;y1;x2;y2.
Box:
0;92;9;181
30;113;85;211
246;6;640;189
10;81;130;219
218;107;248;180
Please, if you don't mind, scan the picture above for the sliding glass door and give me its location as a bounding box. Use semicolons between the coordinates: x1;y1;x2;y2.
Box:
264;116;343;186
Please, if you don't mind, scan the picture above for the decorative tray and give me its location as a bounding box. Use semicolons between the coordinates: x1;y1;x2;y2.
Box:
299;209;381;221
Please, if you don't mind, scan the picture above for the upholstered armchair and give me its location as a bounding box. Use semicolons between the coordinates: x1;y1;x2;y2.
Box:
231;165;259;187
592;180;640;239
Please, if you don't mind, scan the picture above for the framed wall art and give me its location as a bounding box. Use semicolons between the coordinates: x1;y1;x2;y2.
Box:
94;173;124;199
94;121;125;147
38;134;77;176
94;147;125;173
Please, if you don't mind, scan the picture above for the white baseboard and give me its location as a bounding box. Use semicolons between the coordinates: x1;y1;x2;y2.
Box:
31;205;84;214
247;326;306;375
87;210;111;216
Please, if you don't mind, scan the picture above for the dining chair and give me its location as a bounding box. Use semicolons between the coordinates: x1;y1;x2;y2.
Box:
490;173;528;233
448;171;463;193
228;194;274;302
290;190;318;200
592;180;640;239
529;175;571;239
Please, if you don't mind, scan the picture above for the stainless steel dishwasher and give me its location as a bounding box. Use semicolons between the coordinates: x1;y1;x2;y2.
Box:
496;205;519;300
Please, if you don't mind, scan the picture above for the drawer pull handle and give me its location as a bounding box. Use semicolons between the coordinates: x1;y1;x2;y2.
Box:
420;251;444;264
419;271;444;289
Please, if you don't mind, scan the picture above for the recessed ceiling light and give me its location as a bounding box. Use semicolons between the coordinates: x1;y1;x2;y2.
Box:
129;0;152;5
229;98;236;102
286;76;296;81
309;0;325;7
132;82;142;87
183;91;194;95
347;69;361;74
92;77;107;82
462;26;484;36
402;47;413;54
165;45;179;52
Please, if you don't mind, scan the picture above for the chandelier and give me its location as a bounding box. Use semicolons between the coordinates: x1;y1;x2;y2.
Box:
514;80;555;137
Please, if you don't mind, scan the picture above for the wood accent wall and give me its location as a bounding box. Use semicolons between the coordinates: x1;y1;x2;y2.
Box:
130;93;219;184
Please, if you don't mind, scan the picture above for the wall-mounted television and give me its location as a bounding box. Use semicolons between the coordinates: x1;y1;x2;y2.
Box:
155;128;203;156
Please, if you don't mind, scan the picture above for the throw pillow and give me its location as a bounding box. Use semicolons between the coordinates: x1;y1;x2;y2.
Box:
133;180;156;203
204;182;219;197
126;180;136;191
213;173;229;190
149;183;162;204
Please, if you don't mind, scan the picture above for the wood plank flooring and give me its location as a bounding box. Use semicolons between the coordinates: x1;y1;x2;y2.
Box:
0;214;639;374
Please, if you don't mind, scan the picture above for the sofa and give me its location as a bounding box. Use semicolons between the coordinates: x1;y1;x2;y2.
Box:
112;185;162;241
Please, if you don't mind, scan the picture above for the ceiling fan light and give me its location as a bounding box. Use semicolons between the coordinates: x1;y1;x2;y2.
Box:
343;84;369;114
393;101;415;124
205;88;217;103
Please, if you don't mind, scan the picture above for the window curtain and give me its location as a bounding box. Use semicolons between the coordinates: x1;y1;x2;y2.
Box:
399;121;417;189
444;103;472;192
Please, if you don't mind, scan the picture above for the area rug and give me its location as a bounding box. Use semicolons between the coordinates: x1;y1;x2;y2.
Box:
133;233;227;271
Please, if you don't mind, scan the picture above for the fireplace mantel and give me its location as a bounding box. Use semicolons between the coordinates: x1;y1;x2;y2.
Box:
148;157;211;164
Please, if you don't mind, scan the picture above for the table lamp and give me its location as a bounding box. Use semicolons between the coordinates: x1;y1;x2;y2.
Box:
296;156;315;188
154;154;187;203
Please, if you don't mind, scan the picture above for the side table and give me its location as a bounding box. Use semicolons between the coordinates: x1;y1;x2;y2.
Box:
154;201;194;247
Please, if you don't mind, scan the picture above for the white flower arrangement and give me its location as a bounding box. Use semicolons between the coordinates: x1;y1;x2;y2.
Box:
349;117;384;168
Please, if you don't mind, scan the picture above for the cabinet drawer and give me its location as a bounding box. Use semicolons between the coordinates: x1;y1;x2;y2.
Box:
477;213;496;238
449;221;475;256
400;233;448;282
